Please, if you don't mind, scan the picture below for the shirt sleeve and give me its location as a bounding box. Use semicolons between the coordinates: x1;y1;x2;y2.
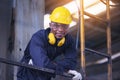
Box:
29;33;56;70
55;37;78;71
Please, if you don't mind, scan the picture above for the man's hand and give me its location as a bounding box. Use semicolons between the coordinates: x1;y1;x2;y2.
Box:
68;70;82;80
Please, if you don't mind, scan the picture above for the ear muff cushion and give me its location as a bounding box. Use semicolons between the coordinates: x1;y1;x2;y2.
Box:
48;32;65;47
57;37;65;47
48;33;56;45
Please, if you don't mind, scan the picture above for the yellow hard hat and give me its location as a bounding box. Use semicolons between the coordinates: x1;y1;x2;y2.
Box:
49;6;72;24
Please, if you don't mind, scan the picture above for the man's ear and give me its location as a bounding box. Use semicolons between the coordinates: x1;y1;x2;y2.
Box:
49;23;52;29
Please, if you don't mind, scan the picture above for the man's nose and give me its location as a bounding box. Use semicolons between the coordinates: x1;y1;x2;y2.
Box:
57;26;64;31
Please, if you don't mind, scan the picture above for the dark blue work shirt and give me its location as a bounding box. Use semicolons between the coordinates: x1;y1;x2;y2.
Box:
17;28;77;80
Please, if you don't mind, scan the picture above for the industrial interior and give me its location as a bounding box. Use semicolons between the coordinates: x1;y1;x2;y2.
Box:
0;0;120;80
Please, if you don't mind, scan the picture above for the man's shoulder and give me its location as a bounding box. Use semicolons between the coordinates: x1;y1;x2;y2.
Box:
33;29;45;36
35;28;50;35
32;28;50;39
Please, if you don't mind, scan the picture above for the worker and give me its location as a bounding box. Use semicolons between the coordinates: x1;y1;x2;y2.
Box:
17;6;82;80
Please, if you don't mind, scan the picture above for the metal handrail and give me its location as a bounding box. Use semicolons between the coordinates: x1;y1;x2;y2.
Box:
0;57;73;79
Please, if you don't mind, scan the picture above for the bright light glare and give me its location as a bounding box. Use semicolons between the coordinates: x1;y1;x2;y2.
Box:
85;2;106;15
70;21;77;28
84;0;99;9
63;0;107;20
63;1;78;14
64;0;106;16
44;14;50;29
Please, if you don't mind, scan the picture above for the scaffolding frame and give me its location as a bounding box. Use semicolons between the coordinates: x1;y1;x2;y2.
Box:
0;0;113;80
79;0;112;80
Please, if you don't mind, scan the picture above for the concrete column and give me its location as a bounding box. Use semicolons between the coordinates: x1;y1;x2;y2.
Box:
13;0;45;80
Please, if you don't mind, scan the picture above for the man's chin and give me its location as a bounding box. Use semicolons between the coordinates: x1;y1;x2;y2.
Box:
55;35;63;39
56;37;63;39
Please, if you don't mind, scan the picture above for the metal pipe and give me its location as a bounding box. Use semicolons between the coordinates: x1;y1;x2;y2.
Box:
85;48;110;58
106;0;112;80
86;52;120;67
84;11;108;25
80;0;86;79
0;57;73;78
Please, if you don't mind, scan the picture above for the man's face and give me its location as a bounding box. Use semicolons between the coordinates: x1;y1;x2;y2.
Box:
49;22;69;39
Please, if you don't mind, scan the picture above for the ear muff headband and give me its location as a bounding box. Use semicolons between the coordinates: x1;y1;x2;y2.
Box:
48;33;65;47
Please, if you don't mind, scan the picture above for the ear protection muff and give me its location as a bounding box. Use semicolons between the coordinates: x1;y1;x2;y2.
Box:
48;32;65;47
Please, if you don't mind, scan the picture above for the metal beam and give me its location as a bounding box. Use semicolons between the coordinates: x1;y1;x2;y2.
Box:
0;57;73;78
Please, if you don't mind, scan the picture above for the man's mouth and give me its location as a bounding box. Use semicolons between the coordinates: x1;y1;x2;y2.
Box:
56;33;64;38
